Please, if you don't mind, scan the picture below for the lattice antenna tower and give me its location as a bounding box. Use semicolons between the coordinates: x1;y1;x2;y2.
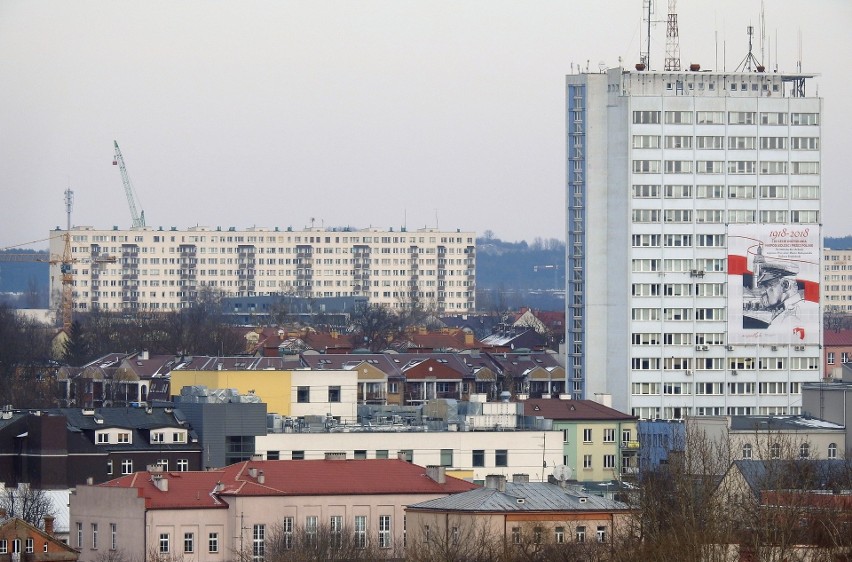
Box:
640;0;654;68
735;24;763;72
664;0;681;71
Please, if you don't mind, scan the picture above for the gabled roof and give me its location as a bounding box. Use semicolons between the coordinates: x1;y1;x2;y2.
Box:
730;459;852;499
55;407;185;432
522;399;635;421
0;517;78;555
99;460;478;509
407;481;629;513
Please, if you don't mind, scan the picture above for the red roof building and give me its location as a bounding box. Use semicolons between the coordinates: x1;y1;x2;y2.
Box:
71;459;477;561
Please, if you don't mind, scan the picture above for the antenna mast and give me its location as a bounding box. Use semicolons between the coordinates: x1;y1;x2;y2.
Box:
640;0;654;68
734;25;763;72
664;0;681;71
61;188;74;331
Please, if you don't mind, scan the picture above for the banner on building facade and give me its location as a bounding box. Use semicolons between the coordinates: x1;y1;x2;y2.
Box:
727;225;820;345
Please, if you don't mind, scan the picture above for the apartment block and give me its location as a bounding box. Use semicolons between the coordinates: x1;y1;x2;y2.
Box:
50;226;475;313
566;66;822;418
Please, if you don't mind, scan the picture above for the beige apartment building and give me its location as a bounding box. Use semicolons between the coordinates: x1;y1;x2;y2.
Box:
50;226;475;313
823;248;852;313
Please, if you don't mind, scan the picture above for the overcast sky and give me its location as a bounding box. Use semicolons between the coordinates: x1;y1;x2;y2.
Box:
1;0;849;248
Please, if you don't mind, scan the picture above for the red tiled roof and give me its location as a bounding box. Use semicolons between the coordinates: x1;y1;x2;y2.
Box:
99;460;477;509
522;398;636;421
823;329;852;346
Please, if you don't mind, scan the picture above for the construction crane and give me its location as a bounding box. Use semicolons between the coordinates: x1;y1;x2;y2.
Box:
0;189;115;331
112;140;146;228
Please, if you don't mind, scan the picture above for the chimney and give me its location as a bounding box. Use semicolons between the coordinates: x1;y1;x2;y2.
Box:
512;474;529;484
485;474;506;492
396;451;407;461
248;467;258;478
152;474;168;492
86;477;94;485
257;470;265;485
140;349;149;361
43;516;55;536
425;465;446;484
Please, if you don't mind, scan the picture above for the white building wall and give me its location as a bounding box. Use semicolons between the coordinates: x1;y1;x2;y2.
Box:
256;430;564;482
568;68;823;419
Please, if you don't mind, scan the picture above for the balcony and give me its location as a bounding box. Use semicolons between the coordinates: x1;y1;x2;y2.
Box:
621;440;641;450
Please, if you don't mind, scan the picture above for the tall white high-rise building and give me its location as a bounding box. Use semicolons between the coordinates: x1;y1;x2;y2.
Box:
49;226;476;313
566;66;822;418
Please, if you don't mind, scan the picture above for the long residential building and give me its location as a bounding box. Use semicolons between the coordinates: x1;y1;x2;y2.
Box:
50;226;476;313
566;65;823;418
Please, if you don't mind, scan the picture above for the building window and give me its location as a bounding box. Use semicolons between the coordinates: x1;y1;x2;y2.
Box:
583;428;592;442
291;450;305;460
742;443;752;460
828;352;835;365
177;459;189;471
328;386;341;402
117;432;130;443
800;443;810;459
282;517;293;550
583;454;593;469
157;459;169;471
330;516;343;549
472;450;484;467
121;459;133;474
97;433;109;444
184;532;194;553
208;532;219;553
576;526;586;543
355;516;367;548
305;516;317;547
555;526;565;544
91;523;98;549
379;515;391;549
603;455;615;469
828;443;838;459
603;429;615;442
354;450;367;460
297;386;310;403
495;449;508;467
107;459;113;475
151;432;164;443
252;524;265;561
0;540;6;554
77;522;83;548
597;526;607;542
25;539;33;553
512;527;521;544
771;443;781;459
440;449;453;467
159;533;170;554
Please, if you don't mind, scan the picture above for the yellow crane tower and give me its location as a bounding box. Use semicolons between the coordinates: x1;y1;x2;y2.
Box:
0;189;115;331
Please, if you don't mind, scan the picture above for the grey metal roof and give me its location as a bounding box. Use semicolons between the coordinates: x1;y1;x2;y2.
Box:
728;415;844;432
407;482;629;513
732;459;852;498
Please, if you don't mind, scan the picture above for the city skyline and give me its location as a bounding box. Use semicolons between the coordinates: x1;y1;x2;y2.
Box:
1;0;850;248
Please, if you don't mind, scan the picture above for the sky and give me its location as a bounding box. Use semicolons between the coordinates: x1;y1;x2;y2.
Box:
1;0;850;248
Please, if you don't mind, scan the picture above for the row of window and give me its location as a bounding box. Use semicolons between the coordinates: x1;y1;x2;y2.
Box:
75;522;121;551
567;427;632;443
826;352;849;364
268;449;508;468
631;308;725;321
631;208;819;224
632;381;803;395
633;160;820;175
0;538;48;555
741;442;839;460
633;406;802;419
631;356;819;370
509;524;607;545
633;110;819;126
633;184;819;199
632;283;725;297
107;458;189;475
633;134;819;150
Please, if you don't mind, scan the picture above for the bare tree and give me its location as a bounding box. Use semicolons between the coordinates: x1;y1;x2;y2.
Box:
350;303;401;352
0;483;54;527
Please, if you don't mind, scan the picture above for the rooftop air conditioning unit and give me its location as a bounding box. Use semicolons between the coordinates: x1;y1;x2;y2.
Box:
726;345;734;351
795;345;805;351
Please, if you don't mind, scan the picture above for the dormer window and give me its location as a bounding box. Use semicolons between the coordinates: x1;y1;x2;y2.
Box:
117;432;130;444
151;432;164;443
97;433;109;444
173;432;186;443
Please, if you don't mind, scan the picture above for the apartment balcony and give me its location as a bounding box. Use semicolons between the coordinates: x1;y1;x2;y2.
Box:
621;440;641;451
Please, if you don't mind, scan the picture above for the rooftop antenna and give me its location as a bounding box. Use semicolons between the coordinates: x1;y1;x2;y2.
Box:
797;28;802;73
640;0;654;69
759;1;766;68
664;0;681;71
734;24;763;72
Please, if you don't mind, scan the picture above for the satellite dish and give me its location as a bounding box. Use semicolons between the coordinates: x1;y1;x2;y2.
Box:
553;464;573;481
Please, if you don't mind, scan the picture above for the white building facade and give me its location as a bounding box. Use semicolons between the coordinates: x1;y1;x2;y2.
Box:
566;67;822;419
50;226;475;313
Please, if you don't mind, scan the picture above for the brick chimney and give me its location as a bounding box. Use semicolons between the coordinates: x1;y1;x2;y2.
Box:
43;516;55;536
425;465;446;484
